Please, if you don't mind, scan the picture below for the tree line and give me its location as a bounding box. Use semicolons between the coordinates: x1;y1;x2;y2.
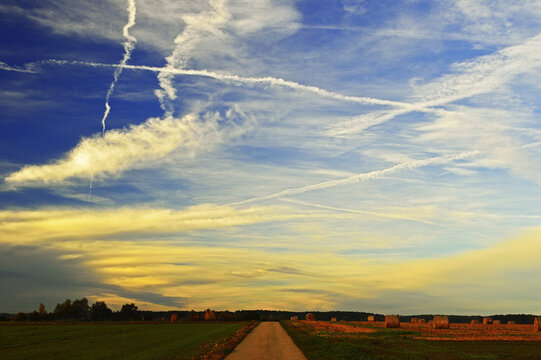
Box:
8;298;140;322
3;298;260;322
5;303;536;324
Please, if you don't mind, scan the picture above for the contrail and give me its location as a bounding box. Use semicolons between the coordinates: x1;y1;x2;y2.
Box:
228;151;479;206
41;59;440;112
280;198;439;225
0;61;37;73
100;0;137;134
88;171;94;201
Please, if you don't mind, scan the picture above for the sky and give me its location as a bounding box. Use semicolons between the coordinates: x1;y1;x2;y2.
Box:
1;0;541;315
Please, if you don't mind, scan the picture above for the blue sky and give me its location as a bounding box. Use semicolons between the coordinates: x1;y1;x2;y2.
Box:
2;0;541;315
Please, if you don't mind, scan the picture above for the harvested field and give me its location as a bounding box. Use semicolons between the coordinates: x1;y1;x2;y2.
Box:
283;320;541;360
288;320;377;335
291;320;541;341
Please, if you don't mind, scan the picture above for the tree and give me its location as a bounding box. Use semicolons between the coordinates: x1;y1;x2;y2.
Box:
72;298;90;320
119;303;138;321
38;303;46;316
242;311;260;321
28;311;40;322
54;299;73;320
13;312;27;321
90;301;112;321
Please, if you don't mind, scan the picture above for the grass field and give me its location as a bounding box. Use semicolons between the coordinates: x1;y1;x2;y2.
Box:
0;322;252;360
282;320;541;360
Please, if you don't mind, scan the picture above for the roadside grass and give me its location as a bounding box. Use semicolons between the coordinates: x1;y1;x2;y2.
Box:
0;322;252;360
282;321;541;360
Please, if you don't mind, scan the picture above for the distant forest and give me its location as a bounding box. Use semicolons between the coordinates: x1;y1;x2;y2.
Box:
1;298;538;325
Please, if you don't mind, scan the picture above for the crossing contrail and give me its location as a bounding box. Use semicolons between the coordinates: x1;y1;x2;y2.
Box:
228;151;478;206
100;0;137;134
39;59;446;115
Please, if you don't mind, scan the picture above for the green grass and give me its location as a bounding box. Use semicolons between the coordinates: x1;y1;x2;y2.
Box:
281;321;541;360
0;322;249;360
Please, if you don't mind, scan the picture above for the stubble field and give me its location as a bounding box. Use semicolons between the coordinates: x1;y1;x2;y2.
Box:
282;320;541;360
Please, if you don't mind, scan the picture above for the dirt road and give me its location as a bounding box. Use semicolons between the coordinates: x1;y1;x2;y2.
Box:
225;322;307;360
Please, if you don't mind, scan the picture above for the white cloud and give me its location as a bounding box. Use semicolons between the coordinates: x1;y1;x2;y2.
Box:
5;113;221;185
0;61;37;73
155;0;301;114
0;0;300;55
228;0;300;36
342;0;367;16
449;0;541;41
416;106;541;184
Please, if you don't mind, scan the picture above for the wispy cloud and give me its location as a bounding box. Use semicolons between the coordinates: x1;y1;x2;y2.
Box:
155;0;230;114
5;114;220;185
413;33;541;103
0;61;37;73
329;32;541;136
0;204;301;245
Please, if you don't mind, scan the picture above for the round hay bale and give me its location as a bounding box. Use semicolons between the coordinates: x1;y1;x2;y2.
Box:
204;309;216;321
305;313;316;321
534;317;541;332
385;315;400;328
507;321;515;325
471;319;480;324
331;317;337;322
290;316;298;321
493;320;501;324
170;313;178;322
433;316;450;329
483;317;493;325
367;315;375;322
